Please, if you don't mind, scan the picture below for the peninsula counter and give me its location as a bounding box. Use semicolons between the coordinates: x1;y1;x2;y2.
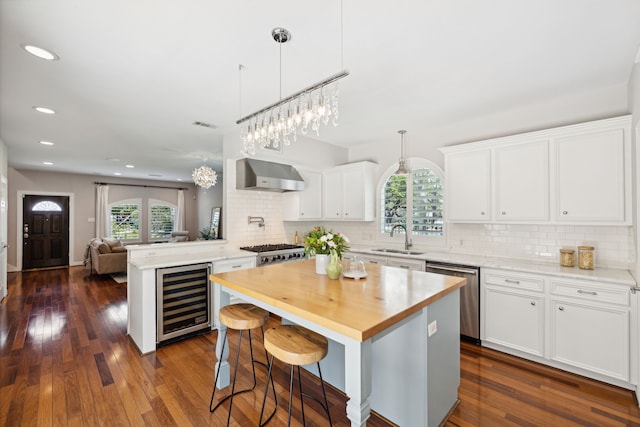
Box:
211;259;465;427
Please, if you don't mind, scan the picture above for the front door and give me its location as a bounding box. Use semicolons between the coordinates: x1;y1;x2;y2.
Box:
22;195;70;270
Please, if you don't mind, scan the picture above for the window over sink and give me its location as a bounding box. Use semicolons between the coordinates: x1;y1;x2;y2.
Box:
379;158;445;245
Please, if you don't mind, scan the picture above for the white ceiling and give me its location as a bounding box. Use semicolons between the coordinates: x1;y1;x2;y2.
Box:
1;0;640;182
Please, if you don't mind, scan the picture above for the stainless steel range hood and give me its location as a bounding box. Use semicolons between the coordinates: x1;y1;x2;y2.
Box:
236;158;304;192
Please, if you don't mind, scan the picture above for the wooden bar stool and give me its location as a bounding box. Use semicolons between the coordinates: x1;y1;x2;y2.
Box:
259;325;332;426
210;303;277;426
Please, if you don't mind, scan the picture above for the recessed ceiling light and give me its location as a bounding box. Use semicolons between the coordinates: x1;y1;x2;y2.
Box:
149;174;162;177
22;44;59;61
125;164;134;168
106;157;120;162
43;161;53;166
176;178;183;181
40;141;55;146
114;172;122;176
33;106;56;114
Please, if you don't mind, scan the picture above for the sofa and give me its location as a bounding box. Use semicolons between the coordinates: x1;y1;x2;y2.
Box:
88;238;127;275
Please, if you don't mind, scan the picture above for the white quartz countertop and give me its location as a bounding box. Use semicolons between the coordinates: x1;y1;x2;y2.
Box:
128;243;257;269
347;246;636;286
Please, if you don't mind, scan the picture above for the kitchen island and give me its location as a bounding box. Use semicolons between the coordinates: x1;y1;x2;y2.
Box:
210;259;466;427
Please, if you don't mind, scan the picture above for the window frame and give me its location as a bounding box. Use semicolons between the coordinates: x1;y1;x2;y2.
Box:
377;157;446;248
148;199;177;242
108;198;142;243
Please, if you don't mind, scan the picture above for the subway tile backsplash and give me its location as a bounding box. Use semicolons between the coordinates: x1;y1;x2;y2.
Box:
227;191;634;270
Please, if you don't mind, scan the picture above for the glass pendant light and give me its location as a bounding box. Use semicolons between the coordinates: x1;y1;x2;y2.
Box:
394;130;409;175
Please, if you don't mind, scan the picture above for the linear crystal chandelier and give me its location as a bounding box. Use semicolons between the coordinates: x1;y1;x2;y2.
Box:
239;27;349;156
192;165;217;189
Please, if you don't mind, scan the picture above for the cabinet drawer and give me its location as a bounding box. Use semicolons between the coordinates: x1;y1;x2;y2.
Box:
550;280;629;306
212;256;256;274
483;269;544;292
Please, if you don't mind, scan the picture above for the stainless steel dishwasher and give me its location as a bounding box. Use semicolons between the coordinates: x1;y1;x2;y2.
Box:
425;262;480;343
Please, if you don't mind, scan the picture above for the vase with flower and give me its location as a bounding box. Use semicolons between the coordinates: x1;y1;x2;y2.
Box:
303;226;349;276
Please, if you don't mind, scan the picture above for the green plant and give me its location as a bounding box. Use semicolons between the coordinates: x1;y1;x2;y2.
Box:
303;226;350;259
199;227;212;240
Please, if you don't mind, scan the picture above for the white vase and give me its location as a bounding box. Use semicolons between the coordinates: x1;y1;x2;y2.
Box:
315;254;330;275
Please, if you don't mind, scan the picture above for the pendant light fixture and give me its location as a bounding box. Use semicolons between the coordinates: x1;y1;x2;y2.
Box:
192;164;218;189
239;0;349;155
394;130;409;176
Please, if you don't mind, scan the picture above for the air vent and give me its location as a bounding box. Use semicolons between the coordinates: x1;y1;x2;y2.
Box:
193;121;217;129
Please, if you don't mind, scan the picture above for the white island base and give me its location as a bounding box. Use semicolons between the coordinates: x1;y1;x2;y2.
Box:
293;289;461;427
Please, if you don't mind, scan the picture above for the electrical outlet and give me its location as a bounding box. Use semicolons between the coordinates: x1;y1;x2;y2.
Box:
428;320;437;337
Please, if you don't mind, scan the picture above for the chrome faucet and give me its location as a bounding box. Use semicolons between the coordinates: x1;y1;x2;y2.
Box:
390;224;412;250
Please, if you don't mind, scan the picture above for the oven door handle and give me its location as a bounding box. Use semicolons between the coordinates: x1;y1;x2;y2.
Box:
426;264;478;275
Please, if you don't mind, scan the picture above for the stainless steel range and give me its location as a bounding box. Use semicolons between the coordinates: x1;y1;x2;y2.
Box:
240;243;306;266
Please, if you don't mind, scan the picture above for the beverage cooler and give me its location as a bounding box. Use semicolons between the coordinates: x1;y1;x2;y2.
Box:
156;263;211;343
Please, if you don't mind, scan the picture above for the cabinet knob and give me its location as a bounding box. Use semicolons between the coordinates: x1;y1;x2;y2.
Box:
558;306;564;311
501;211;506;215
300;212;304;216
345;212;349;216
480;211;485;215
562;210;568;215
530;301;536;306
336;213;340;216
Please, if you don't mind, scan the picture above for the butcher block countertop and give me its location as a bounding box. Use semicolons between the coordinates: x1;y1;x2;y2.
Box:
210;259;466;342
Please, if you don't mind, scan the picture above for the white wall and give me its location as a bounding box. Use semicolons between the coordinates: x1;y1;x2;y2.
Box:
630;59;640;278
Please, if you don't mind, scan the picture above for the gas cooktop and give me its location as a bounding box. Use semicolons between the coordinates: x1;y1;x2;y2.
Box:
240;243;303;253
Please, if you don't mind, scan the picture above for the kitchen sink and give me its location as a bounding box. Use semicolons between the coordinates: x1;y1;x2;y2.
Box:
371;248;425;255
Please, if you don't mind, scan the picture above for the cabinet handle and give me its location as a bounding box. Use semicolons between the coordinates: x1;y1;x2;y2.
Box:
399;265;410;269
501;211;506;215
368;261;379;264
530;301;536;306
558;306;564;311
231;265;242;269
577;289;597;296
505;279;520;284
562;210;568;215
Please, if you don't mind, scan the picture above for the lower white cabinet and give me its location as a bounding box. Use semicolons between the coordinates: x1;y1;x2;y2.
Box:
385;258;425;271
484;287;544;356
211;255;257;317
481;267;633;387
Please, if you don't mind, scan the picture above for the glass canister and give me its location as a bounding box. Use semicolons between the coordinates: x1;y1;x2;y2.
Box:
559;248;575;267
577;246;595;270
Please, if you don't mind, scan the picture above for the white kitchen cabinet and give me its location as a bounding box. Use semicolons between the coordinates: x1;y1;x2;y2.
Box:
283;169;322;221
481;267;633;388
211;255;256;314
444;149;491;221
494;140;549;221
484;287;544;356
355;253;388;266
549;278;630;381
555;124;630;223
441;115;631;225
322;161;376;221
482;269;545;356
385;257;425;271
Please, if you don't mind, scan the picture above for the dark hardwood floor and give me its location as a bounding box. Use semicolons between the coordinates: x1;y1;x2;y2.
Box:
1;266;639;426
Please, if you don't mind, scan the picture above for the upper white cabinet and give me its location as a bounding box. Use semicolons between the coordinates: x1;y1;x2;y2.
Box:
283;170;322;221
322;161;376;221
555;128;628;223
494;140;549;221
441;115;631;225
444;149;491;221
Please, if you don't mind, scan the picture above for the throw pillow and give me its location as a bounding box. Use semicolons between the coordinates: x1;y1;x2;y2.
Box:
97;242;111;254
104;239;122;249
111;246;127;253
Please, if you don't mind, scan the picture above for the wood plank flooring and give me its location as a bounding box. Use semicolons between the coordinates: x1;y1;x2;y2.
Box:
1;266;639;426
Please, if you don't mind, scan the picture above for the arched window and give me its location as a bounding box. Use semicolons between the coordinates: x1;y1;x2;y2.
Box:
32;200;62;211
108;199;141;241
379;158;445;245
149;199;176;241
